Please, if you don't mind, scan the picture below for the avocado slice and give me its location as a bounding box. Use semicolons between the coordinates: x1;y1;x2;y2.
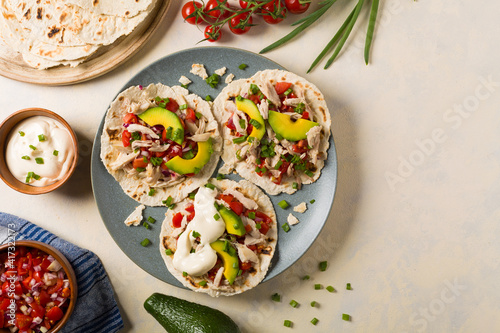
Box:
210;240;239;284
138;107;184;145
268;110;319;142
144;293;241;333
218;206;246;236
165;138;212;175
235;97;265;140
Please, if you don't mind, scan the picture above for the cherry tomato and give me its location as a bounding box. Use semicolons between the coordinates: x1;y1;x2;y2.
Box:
239;0;258;9
205;0;231;21
229;13;252;35
285;0;310;14
46;306;64;322
204;25;222;42
181;1;203;25
262;0;287;24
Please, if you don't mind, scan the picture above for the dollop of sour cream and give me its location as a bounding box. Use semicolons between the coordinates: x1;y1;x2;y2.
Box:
5;116;75;187
173;186;226;276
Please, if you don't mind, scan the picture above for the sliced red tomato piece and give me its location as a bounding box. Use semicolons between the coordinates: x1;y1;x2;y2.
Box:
0;309;4;327
225;117;237;131
15;314;32;329
185;108;197;122
46;306;64;322
292;139;308;153
240;261;252;271
229;201;244;216
31;302;45;319
244;225;252;233
122;113;138;124
22;275;33;291
132;158;148;169
187;211;195;222
302;111;309;120
122;130;131;147
248;94;261;105
47;278;63;294
0;298;10;311
185;204;195;213
219;194;234;205
40;258;51;271
165;99;179;112
258;222;270;235
274;82;292;95
38;290;51;307
33;270;44;283
172;213;183;228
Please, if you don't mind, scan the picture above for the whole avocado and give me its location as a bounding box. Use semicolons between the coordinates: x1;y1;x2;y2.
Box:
144;293;242;333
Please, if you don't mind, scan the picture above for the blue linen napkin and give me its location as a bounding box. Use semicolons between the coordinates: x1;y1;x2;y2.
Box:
0;212;124;333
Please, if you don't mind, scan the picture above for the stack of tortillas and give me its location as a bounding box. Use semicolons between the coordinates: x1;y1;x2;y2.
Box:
0;0;157;69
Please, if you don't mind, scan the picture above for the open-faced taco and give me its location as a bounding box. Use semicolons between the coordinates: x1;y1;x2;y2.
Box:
213;69;331;195
159;179;277;297
100;83;222;206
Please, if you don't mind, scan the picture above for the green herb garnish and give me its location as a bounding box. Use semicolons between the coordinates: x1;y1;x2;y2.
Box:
326;286;336;293
214;213;220;221
143;222;150;229
147;216;156;224
239;63;248;70
21;156;30;160
216;173;225;180
35;157;44;164
249;119;261;129
311;318;319;326
250;84;260;95
346;283;352;290
205;74;220;88
278;200;289;209
284;88;293;96
199;280;207;286
163;196;173;206
53;150;59;156
239;118;246;129
303;275;310;280
205;95;213;101
136;167;146;172
289;300;299;308
310;199;316;204
232;135;247;144
179;104;188;110
282;223;290;232
314;284;322;290
192;231;200;238
342;314;351;321
271;293;281;302
165;249;173;255
18;131;25;137
205;183;215;190
284;320;292;328
310;301;317;307
292;182;298;189
183;271;188;277
248;211;256;219
148;188;155;196
319;261;328;271
150;157;163;167
140;238;151;247
29;145;36;150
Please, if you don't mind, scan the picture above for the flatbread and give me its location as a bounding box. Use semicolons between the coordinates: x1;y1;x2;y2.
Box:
100;83;222;206
213;69;332;195
60;0;153;17
159;179;278;297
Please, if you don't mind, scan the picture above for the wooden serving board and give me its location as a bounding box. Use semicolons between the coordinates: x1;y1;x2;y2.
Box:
0;0;171;86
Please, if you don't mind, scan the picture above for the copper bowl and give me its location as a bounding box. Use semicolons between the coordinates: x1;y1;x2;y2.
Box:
0;108;79;194
0;240;78;333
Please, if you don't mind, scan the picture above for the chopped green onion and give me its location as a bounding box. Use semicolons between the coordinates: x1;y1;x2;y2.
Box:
53;150;59;156
250;84;260;95
147;216;156;224
303;275;310;280
248;136;255;143
346;283;352;290
192;231;200;238
143;156;148;164
274;160;283;170
282;223;290;232
295;102;305;114
165;126;173;139
181;84;189;89
32;173;40;180
179;104;188;110
284;88;293;96
292;182;298;189
165;249;173;255
311;318;319;325
182;150;195;160
172;128;183;141
29;145;36;150
131;132;141;141
214;202;220;210
271;293;281;302
223;240;229;252
18;131;25;136
284;320;292;328
315;284;322;290
205;183;215;190
168;204;176;210
150;157;163;166
305;170;314;177
310;199;316;204
249;119;261;129
235;95;243;101
239;63;248;69
289;300;299;308
21;156;30;160
140;238;150;247
248;211;256;219
214;213;220;221
143;222;150;229
255;223;262;230
342;314;351;321
136;167;146;172
326;286;336;293
205;95;213;101
216;173;224;180
164;196;173;206
183;271;188;277
237;269;243;276
188;191;196;199
319;261;328;271
232;262;238;269
232;135;247;144
239;118;246;129
38;134;46;142
199;280;207;286
278;200;289;209
195;112;202;119
310;301;317;307
275;133;284;141
148;188;155;196
205;74;220;88
35;157;44;164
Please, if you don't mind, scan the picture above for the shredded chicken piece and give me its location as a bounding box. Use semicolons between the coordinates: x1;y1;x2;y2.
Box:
149;143;170;152
213;267;224;287
258;99;269;120
223;189;258;210
215;67;226;76
127;124;159;139
190;133;211;142
294;202;307;213
225;73;235;84
190;63;208;79
258;80;280;107
242;216;263;239
236;243;259;264
282;112;301;120
145;165;162;185
196;119;206;135
124;205;145;226
171;215;187;238
179;75;192;85
109;151;139;171
306;126;321;164
232;112;247;135
287;213;300;226
131;140;152;149
185;120;198;135
129;101;152;114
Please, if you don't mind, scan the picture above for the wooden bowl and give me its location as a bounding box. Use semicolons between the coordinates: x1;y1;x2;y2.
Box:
0;240;78;333
0;108;79;194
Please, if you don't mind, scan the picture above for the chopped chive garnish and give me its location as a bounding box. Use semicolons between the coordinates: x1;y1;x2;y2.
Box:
292;182;298;189
205;183;215;190
311;318;319;325
319;261;328;271
305;170;314;177
250;84;260;95
147;216;156;224
310;199;316;204
239;63;248;69
35;157;44;164
19;131;25;136
239;118;246;129
192;231;200;238
275;133;284;141
255;223;262;230
326;286;336;293
29;145;36;150
314;284;322;290
310;301;317;307
342;314;351;321
165;249;173;255
183;271;188;277
223;240;229;252
143;156;148;163
232;135;247;144
143;222;150;229
214;202;220;210
181;84;189;89
33;173;40;180
38;134;46;141
248;211;256;219
140;238;150;247
284;320;292;328
199;280;207;286
179;104;188;110
53;150;59;156
164;196;173;206
346;283;352;290
205;95;213;101
278;200;289;209
274;160;283;170
166;126;173;139
168;204;176;209
206;73;220;88
289;300;299;308
237;269;242;276
249;119;261;129
303;275;310;280
172;128;183;141
284;88;293;96
136;167;146;172
21;156;30;160
195;112;202;119
282;223;290;232
214;213;220;221
188;191;196;199
216;173;224;180
248;136;255;143
271;293;281;302
148;188;155;196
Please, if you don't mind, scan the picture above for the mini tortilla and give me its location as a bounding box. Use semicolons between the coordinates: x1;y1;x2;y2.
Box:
159;179;278;297
213;69;332;195
100;83;222;206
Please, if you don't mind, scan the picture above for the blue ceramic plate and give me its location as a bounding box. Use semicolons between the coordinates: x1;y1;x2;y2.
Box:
91;47;337;289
